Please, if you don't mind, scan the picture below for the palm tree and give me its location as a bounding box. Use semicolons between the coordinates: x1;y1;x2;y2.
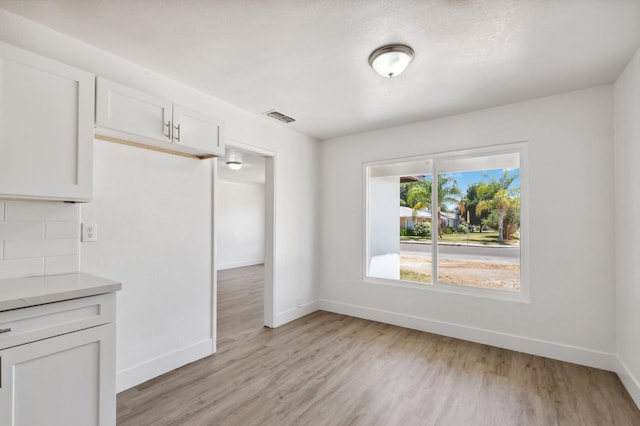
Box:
475;170;520;241
406;175;461;236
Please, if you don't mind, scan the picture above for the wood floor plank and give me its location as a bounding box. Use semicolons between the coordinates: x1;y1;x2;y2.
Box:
117;265;640;425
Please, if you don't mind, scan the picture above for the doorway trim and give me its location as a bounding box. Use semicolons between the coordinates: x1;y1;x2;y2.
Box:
211;139;276;353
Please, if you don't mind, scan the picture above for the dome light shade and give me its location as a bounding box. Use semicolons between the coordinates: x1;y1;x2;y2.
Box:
368;44;415;78
225;150;243;171
226;161;243;171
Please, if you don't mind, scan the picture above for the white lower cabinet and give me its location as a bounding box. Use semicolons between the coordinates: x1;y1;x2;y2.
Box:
0;324;115;426
0;293;117;426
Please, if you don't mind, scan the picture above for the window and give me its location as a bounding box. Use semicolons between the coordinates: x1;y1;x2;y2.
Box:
365;144;526;298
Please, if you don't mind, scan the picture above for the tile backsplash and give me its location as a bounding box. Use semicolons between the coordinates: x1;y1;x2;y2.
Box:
0;200;80;279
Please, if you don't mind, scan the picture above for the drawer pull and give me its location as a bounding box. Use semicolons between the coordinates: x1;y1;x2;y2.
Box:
0;328;11;334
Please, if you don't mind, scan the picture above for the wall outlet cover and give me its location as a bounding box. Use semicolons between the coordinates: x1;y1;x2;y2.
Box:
82;223;98;242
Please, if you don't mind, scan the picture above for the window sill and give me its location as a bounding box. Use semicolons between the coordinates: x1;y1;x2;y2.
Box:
363;275;531;303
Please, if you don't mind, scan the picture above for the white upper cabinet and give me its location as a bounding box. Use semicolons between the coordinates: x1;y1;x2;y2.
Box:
96;78;172;143
172;104;223;154
0;42;94;202
95;78;224;158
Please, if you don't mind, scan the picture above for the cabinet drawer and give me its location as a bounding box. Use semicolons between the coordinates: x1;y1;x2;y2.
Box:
0;293;115;350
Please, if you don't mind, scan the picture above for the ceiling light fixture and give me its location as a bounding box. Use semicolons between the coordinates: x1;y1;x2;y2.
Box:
226;160;243;171
225;151;243;171
368;44;415;78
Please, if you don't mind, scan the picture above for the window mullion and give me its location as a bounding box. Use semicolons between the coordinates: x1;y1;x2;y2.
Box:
432;160;438;284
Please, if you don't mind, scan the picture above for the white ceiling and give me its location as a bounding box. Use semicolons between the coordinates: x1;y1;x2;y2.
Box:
1;0;639;140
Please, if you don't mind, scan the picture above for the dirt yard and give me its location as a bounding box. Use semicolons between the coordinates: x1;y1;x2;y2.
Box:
400;254;520;291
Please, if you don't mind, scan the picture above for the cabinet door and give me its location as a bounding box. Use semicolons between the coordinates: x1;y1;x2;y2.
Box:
0;42;94;201
0;324;116;426
96;77;172;143
173;104;224;156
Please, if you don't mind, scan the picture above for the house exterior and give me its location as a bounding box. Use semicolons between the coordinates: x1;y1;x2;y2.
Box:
399;206;430;229
399;206;459;230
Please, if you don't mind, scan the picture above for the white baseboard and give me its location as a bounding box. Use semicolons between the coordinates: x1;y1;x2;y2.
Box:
274;300;320;327
216;259;264;271
318;299;616;371
116;338;214;393
616;356;640;409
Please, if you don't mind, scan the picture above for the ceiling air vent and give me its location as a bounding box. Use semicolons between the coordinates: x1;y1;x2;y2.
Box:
264;109;296;124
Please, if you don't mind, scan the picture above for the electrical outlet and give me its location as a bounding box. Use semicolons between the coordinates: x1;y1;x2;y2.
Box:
82;223;98;242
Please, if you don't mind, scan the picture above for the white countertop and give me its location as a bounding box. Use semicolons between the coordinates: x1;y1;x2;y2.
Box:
0;272;121;311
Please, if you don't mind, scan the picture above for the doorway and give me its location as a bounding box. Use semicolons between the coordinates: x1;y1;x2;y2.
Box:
212;141;275;353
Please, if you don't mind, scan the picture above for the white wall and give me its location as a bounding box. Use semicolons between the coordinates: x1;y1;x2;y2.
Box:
369;177;400;258
320;86;616;370
368;177;400;280
0;9;320;391
0;201;79;278
614;47;640;407
80;141;212;390
217;180;265;270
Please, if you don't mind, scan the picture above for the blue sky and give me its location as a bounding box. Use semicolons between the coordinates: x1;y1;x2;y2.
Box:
417;168;520;211
420;168;520;195
447;168;520;195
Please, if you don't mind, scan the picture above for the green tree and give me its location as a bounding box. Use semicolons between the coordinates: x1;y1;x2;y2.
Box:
406;175;461;236
475;171;520;241
481;210;499;231
503;199;521;240
481;199;520;241
461;183;486;228
400;182;410;206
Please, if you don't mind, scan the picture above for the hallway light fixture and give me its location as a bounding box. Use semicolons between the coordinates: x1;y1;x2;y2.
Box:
226;160;243;171
225;151;243;171
368;44;415;78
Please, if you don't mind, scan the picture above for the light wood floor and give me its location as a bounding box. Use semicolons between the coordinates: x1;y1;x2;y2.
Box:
117;265;640;425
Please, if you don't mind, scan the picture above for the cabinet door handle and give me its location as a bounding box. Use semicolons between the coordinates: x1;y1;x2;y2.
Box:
0;328;10;334
174;123;181;142
164;121;171;139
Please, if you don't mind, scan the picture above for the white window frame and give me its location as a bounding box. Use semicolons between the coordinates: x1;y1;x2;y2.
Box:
363;142;530;303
